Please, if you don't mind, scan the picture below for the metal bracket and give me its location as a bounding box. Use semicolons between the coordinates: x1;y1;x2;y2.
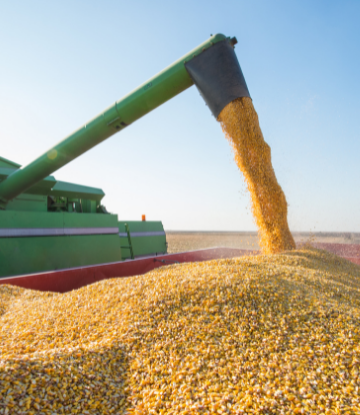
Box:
154;259;180;265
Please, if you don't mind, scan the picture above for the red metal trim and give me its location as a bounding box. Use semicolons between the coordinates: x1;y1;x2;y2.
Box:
0;247;256;293
1;244;358;294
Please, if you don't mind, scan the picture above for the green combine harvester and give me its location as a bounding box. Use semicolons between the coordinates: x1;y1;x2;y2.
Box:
0;34;250;278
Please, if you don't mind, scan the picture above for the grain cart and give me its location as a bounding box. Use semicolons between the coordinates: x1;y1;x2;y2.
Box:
0;34;250;279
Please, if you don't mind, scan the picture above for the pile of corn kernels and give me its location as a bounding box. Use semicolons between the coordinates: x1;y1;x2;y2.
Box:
0;248;359;414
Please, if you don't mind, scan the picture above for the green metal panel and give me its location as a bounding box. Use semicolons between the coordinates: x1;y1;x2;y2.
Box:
6;194;47;212
118;221;167;260
78;199;96;213
50;181;105;202
120;221;166;232
0;210;122;277
62;211;116;228
0;167;17;180
0;210;64;229
0;235;121;277
0;157;20;169
0;34;229;207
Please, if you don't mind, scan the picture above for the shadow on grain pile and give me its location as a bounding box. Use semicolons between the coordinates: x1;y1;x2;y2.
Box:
0;247;359;414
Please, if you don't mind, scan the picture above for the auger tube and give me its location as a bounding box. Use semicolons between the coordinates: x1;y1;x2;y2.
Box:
0;34;250;208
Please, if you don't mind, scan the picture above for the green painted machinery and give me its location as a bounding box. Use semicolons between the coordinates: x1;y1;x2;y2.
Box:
0;33;250;278
0;155;167;277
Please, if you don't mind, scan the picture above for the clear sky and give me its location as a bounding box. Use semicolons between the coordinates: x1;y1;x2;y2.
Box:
0;0;359;232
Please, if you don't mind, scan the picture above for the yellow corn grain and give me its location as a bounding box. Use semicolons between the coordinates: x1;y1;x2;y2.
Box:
0;248;359;414
218;97;296;254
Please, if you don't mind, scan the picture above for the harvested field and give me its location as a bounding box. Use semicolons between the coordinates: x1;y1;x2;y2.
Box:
166;231;360;254
166;232;260;253
0;248;359;414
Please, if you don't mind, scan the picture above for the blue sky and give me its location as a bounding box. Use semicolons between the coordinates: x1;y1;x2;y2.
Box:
0;0;359;231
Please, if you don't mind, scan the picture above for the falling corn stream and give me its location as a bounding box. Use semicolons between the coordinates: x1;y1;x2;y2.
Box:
218;97;296;254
